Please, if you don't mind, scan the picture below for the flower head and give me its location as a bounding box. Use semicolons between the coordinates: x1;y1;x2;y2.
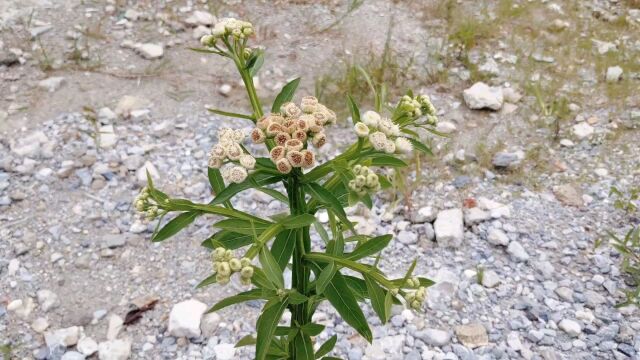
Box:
362;111;380;128
301;150;315;168
369;131;388;151
270;146;286;162
286;150;304;168
251;128;266;143
285;139;304;151
281;102;302;118
395;137;413;154
311;132;326;148
274;132;291;147
276;158;292;174
354;122;369;137
239;154;256;169
301;96;318;113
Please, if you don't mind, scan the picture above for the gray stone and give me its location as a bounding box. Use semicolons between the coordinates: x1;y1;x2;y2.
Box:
482;270;501;288
45;326;80;348
434;208;464;247
97;339;131;360
454;323;489;348
168;299;207;338
38;77;66;92
492;151;524;168
136;43;164;59
463;82;504;110
37;289;58;312
487;228;510;246
464;207;490;225
417;328;451;346
397;230;417;245
558;319;581;337
507;241;529;262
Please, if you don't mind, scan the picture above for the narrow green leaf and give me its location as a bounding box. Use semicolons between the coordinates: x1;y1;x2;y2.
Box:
214;218;272;235
252;267;277;290
256;298;289;360
271;78;301;113
211;172;283;206
417;277;435;288
369;154;407;167
346;235;392;261
346;94;360;125
316;261;337;295
207;230;255;250
207;289;269;313
189;47;221;54
306;182;354;232
407;137;432;155
294;334;315;360
300;323;325;336
280;214;317;229
271;229;296;270
247;49;265;76
259;246;285;288
288;290;309;305
257;187;288;203
235;335;256;348
196;273;217;289
364;274;388;323
315;335;337;359
314;221;330;244
152;211;200;242
207;167;225;196
324;272;372;342
207;107;255;120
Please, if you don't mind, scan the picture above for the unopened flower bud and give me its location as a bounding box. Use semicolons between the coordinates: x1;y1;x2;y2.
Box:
240;257;251;267
354;122;369;137
281;102;301;118
217;262;231;276
276;158;292;174
395;137;413;154
200;34;215;47
239;154;256;170
301;96;318;113
229;258;242;272
240;266;254;278
362;111;380;128
311;132;326;148
384;140;396;154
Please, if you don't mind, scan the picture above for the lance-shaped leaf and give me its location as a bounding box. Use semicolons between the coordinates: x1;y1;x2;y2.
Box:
205;230;254;250
213;218;272;235
407;137;432;155
346;234;392;261
324;272;372;342
207;167;226;196
315;261;337;295
246;48;265;76
271;78;300;113
293;334;314;360
256;298;289;360
259;246;285;288
207;107;255;121
207;289;272;313
270;229;296;270
300;323;325;336
152;211;200;242
235;335;256;348
367;154;407;167
346;94;360;125
280;214;316;229
315;335;337;359
211;172;283;206
305;182;354;232
364;274;388;323
196;273;217;289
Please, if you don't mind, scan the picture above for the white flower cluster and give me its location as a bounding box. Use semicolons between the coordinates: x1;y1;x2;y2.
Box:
208;128;256;184
348;165;380;196
398;94;438;125
133;187;161;220
212;247;254;285
355;110;413;154
251;96;336;174
390;277;427;310
200;18;254;46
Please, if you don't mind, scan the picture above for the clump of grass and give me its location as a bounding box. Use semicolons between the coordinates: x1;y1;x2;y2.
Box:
525;81;571;140
476;265;485;284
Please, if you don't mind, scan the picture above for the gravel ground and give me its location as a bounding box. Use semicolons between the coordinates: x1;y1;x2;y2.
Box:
1;0;640;359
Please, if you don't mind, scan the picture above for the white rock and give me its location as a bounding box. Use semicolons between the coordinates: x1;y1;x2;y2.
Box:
61;352;85;360
421;328;451;346
99;125;118;148
98;339;131;360
414;206;436;223
107;315;124;340
487;228;510;246
606;66;623;82
77;337;99;356
463;82;504;110
397;230;417;245
168;299;207;338
507;331;523;351
185;11;216;26
559;139;574;147
436;121;457;134
10;130;49;157
45;326;80;348
481;270;501;288
464;207;490;225
507;241;529;262
219;84;232;96
200;312;221;337
98;107;117;122
558;319;582;337
136;161;159;186
37;289;59;312
572;122;594;140
434;209;464;247
594;168;608;177
31;317;50;333
136;43;164;59
124;9;142;21
214;343;236;360
8;258;20;275
7;299;23;312
115;95;149;117
38;77;66;92
193;25;210;39
592;39;617;54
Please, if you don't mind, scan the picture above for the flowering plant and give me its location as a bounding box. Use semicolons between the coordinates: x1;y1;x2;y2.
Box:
136;18;438;359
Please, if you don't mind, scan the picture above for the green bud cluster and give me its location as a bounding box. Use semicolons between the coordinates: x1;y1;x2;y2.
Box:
348;165;381;196
398;94;438;125
402;277;426;310
133;187;162;220
212;247;254;285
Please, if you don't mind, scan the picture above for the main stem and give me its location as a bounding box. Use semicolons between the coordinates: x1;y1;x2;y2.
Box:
287;171;310;359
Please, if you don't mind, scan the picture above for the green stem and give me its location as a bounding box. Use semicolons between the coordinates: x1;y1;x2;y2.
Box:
287;170;310;359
